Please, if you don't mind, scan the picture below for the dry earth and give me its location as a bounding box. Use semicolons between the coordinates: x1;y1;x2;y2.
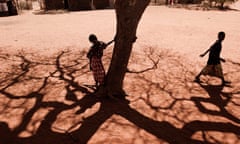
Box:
0;5;240;144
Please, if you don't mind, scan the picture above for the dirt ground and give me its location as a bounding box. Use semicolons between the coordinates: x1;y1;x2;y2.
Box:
0;5;240;144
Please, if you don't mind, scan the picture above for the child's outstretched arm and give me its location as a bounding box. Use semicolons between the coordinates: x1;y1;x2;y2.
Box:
220;57;226;62
102;39;115;49
106;35;118;46
106;39;115;46
200;48;210;57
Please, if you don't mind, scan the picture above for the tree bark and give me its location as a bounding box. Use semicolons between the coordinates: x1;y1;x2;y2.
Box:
98;0;150;98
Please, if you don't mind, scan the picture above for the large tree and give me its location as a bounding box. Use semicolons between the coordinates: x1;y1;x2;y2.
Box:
98;0;151;98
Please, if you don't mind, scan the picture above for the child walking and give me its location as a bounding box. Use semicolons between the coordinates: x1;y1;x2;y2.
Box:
195;31;230;86
87;34;114;88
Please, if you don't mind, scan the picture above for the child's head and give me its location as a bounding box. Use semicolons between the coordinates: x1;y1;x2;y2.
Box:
89;34;97;43
218;31;225;41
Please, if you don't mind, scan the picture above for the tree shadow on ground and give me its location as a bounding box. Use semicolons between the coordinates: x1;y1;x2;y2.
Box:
0;48;239;144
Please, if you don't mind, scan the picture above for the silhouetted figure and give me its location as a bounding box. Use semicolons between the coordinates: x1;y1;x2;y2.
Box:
195;31;230;86
6;0;13;15
64;0;69;9
6;0;17;16
87;34;114;88
168;0;175;5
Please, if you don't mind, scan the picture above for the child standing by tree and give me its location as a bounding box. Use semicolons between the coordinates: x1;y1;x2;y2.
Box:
195;31;230;86
87;34;114;88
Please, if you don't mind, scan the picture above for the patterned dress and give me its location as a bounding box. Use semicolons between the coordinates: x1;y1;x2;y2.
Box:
87;41;106;85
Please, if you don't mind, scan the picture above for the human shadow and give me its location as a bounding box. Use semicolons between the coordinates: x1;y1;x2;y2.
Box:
191;83;240;123
0;49;240;144
191;58;240;124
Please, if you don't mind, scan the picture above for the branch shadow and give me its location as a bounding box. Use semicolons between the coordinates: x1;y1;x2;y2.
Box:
0;48;240;144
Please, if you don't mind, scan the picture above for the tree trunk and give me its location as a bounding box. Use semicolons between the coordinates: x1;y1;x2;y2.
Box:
98;0;150;98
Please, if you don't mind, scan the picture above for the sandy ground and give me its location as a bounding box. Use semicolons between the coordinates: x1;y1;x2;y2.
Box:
0;5;240;144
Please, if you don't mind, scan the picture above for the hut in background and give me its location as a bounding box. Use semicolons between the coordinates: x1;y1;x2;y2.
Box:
44;0;64;10
93;0;109;9
67;0;91;10
0;0;18;16
43;0;110;11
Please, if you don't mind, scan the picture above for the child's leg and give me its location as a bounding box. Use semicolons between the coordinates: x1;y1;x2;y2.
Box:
215;64;231;85
195;65;211;81
221;77;231;84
